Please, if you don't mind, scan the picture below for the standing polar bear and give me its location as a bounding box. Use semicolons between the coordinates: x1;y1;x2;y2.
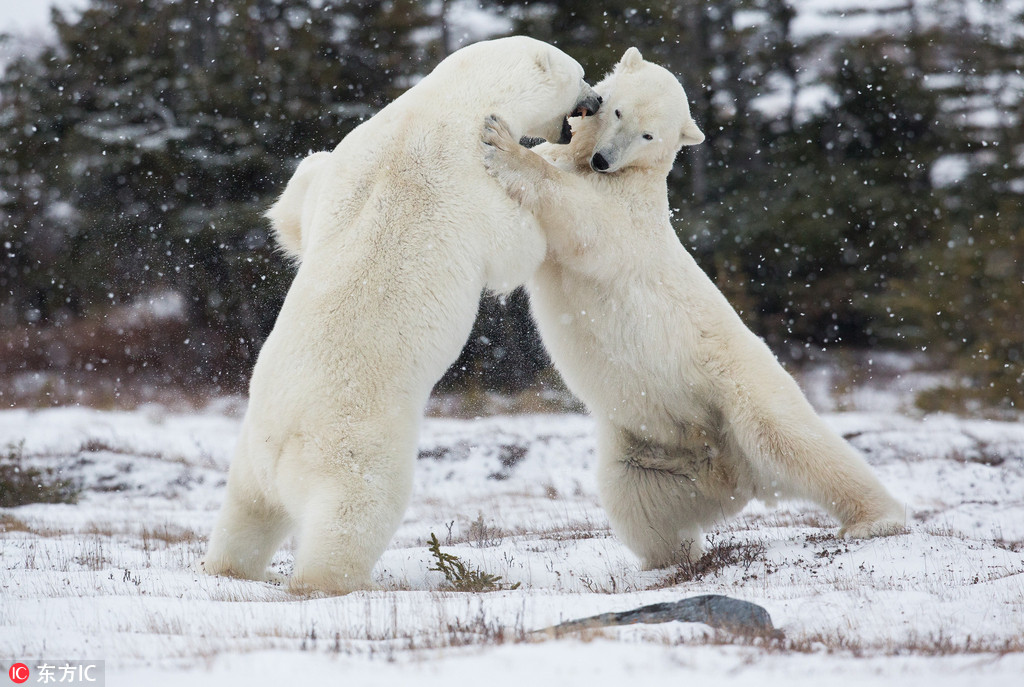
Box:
482;48;905;569
203;36;601;594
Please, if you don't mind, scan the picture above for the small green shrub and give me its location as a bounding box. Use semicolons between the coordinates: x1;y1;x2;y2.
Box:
426;532;519;592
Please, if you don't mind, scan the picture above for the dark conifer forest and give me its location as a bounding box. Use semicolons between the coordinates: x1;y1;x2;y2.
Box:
1;0;1021;410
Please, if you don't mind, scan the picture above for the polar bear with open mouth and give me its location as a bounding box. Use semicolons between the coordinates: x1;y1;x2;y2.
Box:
203;37;601;593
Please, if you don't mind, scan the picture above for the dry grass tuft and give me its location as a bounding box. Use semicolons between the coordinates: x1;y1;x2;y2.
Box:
992;537;1024;553
0;514;63;536
770;630;1024;657
656;535;769;587
466;513;507;548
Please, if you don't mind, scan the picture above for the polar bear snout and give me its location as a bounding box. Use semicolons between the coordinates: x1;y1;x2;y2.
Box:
591;152;610;172
558;89;602;144
570;92;602;119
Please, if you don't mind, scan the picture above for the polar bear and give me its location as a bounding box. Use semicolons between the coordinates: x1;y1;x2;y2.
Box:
263;150;332;260
203;36;601;593
481;48;905;569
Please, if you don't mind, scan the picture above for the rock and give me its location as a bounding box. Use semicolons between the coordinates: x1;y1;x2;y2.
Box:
538;594;781;638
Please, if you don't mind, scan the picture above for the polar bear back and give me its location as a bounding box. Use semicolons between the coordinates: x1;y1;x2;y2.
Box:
251;37;590;422
298;37;589;293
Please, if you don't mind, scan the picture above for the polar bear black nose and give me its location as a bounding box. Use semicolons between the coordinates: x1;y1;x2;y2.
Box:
591;153;609;171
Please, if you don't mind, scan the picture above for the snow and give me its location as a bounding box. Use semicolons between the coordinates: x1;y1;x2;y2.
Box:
931;155;973;188
733;0;1024;154
0;0;84;35
1;0;1023;680
786;0;1024;42
2;387;1023;683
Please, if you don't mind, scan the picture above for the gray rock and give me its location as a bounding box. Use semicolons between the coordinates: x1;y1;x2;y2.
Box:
537;594;782;638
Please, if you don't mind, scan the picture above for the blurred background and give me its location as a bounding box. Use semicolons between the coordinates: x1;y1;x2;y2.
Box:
0;0;1021;413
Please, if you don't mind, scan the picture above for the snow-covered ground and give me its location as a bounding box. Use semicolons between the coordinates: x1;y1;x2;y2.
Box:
1;383;1023;684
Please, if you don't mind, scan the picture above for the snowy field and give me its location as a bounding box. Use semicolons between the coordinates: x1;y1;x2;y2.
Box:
2;0;1023;680
2;378;1024;685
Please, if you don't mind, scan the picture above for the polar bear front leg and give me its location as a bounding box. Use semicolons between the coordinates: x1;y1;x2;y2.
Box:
481;114;551;210
482;114;621;259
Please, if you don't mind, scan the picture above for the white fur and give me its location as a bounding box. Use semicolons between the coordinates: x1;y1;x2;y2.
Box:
203;37;600;594
264;151;332;260
482;48;906;570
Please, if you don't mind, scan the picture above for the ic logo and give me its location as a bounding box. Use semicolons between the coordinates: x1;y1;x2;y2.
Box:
8;663;30;684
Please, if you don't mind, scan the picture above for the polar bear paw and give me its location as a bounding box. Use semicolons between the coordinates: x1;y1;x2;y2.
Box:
482;114;543;208
839;517;907;540
481;113;519;153
288;571;379;597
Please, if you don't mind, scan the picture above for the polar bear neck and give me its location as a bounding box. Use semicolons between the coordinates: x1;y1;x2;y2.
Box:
567;117;601;171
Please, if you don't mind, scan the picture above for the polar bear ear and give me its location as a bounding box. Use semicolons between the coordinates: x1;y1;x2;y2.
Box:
534;49;552;74
618;47;644;73
680;119;705;146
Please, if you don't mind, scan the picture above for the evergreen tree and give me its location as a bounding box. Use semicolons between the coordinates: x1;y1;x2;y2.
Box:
0;0;442;389
700;42;947;348
2;0;1022;404
891;0;1024;409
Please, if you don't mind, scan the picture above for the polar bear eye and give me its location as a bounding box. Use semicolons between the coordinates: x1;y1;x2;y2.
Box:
642;133;654;141
614;109;621;119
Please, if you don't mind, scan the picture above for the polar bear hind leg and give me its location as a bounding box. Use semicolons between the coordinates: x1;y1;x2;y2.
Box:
286;480;401;594
203;471;293;582
277;424;417;595
723;394;905;539
595;425;749;569
597;451;702;569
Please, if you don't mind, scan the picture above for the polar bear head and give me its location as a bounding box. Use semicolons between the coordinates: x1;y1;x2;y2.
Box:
446;36;602;144
574;47;704;174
